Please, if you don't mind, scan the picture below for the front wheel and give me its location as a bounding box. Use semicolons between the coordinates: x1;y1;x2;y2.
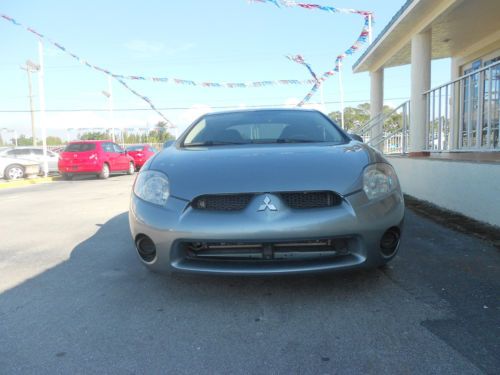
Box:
99;163;110;179
127;162;135;175
62;173;73;180
4;164;25;180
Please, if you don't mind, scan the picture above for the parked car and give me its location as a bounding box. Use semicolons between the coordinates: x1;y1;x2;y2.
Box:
0;155;40;180
125;144;158;170
0;147;59;174
58;140;135;180
129;108;405;275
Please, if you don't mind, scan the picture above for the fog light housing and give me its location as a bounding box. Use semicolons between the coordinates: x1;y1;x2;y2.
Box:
135;235;156;263
380;227;400;257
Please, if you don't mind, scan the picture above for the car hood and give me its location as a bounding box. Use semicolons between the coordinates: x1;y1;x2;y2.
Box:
150;142;384;200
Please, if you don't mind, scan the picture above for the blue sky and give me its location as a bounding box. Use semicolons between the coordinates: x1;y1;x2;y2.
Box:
0;0;451;138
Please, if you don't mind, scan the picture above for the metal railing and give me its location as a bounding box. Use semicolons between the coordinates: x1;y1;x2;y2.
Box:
353;100;410;154
424;60;500;151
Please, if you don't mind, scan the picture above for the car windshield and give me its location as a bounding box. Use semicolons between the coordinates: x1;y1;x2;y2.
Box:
65;143;96;152
126;145;144;151
182;110;347;147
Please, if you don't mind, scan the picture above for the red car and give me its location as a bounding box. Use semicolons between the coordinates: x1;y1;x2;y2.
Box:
125;144;158;170
58;140;136;180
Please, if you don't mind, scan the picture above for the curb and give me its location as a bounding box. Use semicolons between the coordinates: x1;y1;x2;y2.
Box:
0;176;59;190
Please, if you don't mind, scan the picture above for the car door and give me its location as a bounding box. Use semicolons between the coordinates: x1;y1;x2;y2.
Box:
112;143;128;170
101;142;118;171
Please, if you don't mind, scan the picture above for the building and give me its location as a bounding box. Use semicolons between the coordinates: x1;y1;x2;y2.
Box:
352;0;500;227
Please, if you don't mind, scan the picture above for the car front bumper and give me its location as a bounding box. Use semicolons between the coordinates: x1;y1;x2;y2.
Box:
129;190;405;275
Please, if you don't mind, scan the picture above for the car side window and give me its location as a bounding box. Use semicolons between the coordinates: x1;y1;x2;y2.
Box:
9;149;31;156
102;143;114;153
32;149;43;155
113;144;124;153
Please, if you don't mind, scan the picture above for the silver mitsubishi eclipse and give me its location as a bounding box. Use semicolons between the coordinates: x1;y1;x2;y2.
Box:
129;108;404;275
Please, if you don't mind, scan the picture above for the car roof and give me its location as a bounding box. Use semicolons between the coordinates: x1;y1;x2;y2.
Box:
68;140;112;143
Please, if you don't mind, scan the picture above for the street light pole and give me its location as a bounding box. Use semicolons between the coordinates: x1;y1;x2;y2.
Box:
37;39;49;177
21;62;38;145
102;76;115;142
338;61;345;129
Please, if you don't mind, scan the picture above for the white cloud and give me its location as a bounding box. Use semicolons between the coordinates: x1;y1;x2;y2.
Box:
283;97;300;107
124;39;165;55
176;104;213;134
164;43;195;56
283;97;326;113
124;40;195;58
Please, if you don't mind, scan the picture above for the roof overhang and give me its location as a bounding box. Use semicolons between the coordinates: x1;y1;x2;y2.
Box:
353;0;500;73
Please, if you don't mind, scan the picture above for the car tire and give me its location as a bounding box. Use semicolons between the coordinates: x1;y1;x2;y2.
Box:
127;162;135;175
99;163;110;179
62;173;73;180
4;164;25;180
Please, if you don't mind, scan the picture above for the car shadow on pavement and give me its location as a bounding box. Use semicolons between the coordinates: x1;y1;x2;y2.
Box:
0;212;394;373
1;211;498;374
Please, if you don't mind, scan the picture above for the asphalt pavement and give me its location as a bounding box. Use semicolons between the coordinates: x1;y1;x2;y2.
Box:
0;175;498;374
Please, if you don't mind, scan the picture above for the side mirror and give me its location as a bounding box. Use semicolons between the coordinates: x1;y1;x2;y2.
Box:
348;133;364;142
163;140;174;149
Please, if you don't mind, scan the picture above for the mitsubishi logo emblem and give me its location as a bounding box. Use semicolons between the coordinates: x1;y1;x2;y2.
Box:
258;196;277;211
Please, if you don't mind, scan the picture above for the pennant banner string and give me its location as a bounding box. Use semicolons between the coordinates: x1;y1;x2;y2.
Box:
252;0;373;106
0;14;175;127
1;0;372;109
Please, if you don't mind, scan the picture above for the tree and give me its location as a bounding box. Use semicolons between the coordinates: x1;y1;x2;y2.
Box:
79;132;108;140
328;103;403;134
146;121;175;144
328;103;370;131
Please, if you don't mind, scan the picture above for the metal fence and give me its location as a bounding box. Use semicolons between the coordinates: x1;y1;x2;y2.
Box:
352;100;410;154
424;59;500;151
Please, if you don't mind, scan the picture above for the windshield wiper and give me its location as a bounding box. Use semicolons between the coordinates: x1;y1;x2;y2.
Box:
183;140;247;147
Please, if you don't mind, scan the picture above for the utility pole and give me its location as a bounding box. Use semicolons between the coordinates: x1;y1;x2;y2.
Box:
21;60;40;146
102;76;115;142
338;61;345;129
37;39;49;177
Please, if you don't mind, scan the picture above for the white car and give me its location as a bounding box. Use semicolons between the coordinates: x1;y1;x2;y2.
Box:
0;147;59;174
0;156;40;180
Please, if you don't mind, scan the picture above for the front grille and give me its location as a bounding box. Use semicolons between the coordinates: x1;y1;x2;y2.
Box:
184;238;351;261
191;191;341;211
192;194;254;211
280;191;341;209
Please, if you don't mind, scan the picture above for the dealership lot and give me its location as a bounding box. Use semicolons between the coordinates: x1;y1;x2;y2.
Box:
0;176;498;374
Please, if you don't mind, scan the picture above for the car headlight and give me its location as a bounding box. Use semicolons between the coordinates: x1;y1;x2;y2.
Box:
133;170;170;206
363;163;399;200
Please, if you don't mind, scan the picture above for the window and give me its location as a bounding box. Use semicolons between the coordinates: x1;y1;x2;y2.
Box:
126;145;144;151
101;143;114;153
65;143;96;152
183;110;347;146
7;149;31;156
32;149;44;155
113;144;124;153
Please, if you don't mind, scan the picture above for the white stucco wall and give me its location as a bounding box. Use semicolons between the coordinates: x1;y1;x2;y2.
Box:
387;156;500;227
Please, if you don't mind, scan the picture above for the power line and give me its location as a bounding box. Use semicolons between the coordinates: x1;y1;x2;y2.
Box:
0;97;409;113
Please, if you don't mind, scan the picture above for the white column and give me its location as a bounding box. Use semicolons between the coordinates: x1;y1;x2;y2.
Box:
449;57;461;149
370;69;384;143
409;29;431;153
